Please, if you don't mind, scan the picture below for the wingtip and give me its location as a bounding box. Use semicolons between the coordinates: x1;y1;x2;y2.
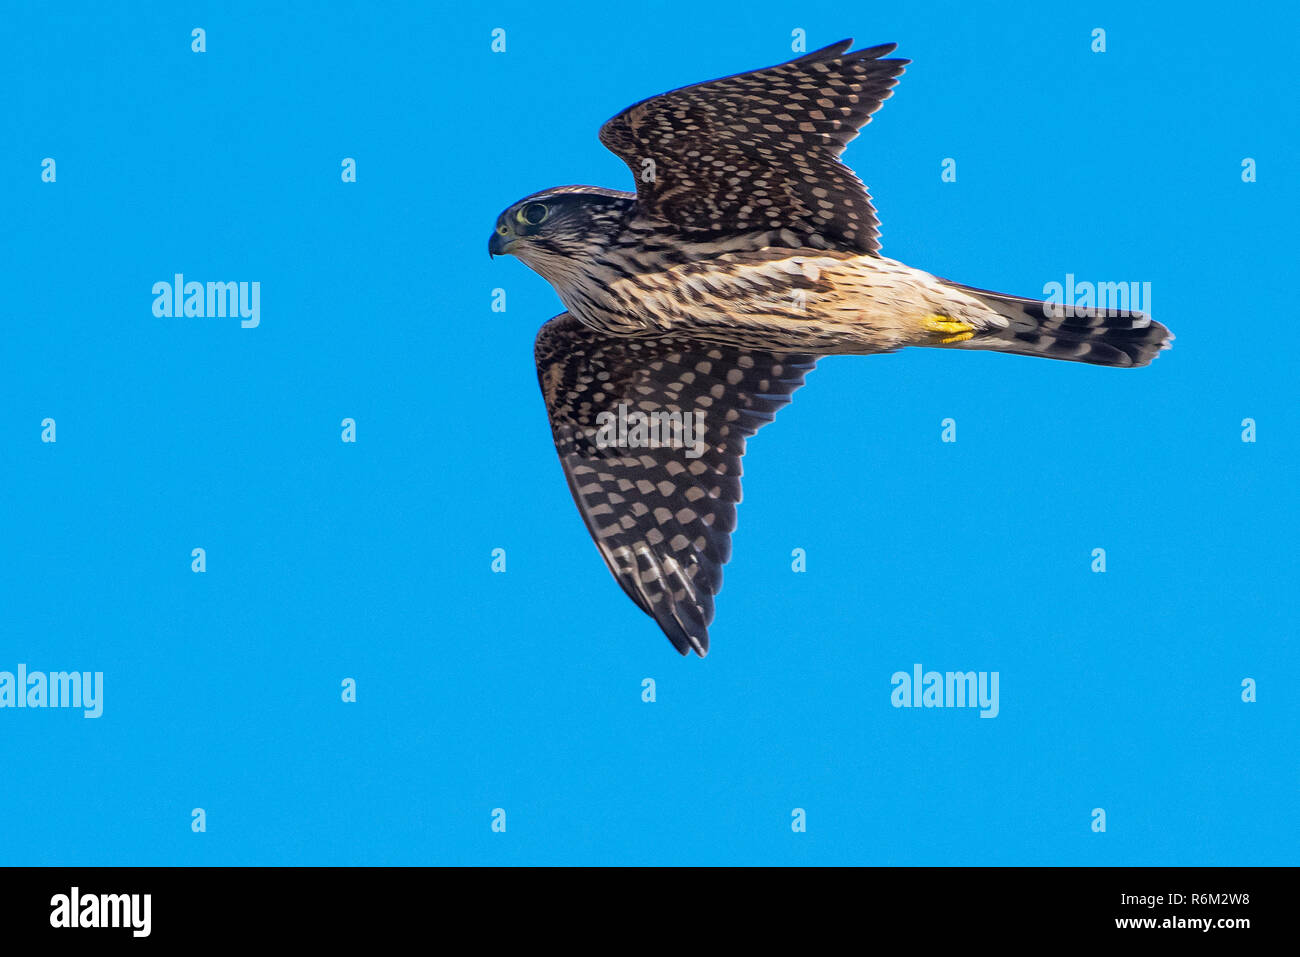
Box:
808;40;907;68
859;41;899;58
796;38;853;62
845;41;902;60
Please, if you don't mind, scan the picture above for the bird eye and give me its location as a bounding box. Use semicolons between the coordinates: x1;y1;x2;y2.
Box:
519;203;549;226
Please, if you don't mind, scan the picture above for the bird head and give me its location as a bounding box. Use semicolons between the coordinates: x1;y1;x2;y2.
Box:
489;186;636;285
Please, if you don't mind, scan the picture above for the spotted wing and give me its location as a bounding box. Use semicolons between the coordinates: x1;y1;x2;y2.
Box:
598;39;908;253
535;314;817;656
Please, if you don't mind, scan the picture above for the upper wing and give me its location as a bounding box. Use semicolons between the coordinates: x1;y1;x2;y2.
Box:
535;314;817;656
598;39;908;253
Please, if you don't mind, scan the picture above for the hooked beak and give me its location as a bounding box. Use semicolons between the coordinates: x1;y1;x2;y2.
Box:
488;230;514;258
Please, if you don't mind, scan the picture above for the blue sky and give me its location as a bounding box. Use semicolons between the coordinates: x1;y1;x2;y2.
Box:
0;0;1295;865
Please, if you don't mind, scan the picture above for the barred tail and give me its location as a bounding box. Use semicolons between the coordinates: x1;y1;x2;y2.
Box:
944;281;1173;368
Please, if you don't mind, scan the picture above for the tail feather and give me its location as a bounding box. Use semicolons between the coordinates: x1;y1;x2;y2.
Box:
944;281;1172;368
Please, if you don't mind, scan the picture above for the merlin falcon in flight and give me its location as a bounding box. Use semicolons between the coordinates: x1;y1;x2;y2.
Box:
489;39;1171;657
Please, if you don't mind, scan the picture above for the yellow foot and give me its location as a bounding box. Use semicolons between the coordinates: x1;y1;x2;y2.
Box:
922;315;976;344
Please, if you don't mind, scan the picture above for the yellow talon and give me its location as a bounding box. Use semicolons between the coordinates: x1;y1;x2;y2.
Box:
922;315;976;344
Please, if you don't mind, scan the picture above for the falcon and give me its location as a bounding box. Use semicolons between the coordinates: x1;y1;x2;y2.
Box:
489;40;1172;656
